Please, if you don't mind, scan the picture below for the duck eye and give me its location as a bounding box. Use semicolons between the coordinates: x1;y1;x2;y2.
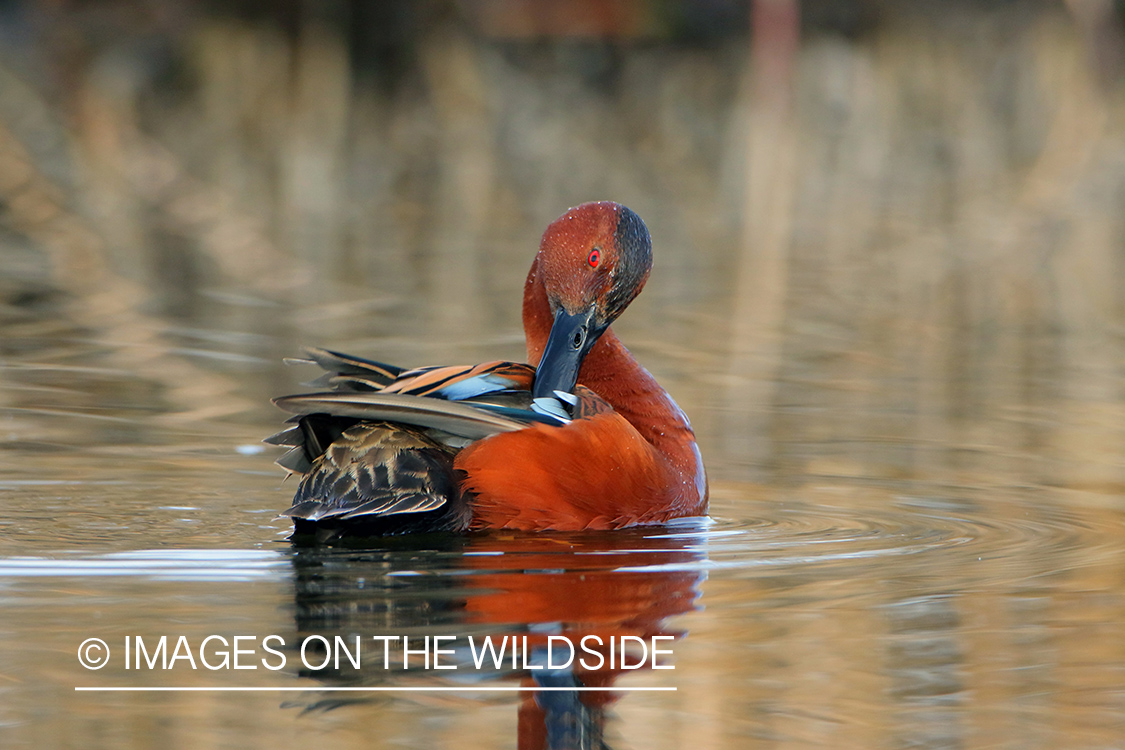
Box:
587;248;600;267
572;326;587;350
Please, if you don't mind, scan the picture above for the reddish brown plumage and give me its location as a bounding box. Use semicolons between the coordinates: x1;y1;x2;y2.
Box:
275;201;707;536
454;201;707;531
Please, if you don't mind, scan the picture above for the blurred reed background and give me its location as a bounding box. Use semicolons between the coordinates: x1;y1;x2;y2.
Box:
1;0;1124;491
3;5;1125;748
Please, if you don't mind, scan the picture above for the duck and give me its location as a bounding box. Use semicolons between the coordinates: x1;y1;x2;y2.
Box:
268;201;707;539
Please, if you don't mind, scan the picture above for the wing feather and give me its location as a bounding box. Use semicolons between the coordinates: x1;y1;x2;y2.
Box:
299;347;404;386
274;392;543;440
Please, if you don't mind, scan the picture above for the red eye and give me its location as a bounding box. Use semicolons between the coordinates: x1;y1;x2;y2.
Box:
588;248;600;267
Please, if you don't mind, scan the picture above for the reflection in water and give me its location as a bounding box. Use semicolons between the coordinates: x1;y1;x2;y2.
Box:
884;594;965;750
287;527;706;750
0;493;1122;748
1;2;1125;749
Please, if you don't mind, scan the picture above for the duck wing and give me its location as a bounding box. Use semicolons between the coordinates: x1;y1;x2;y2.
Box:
268;353;574;539
272;391;555;441
290;347;405;391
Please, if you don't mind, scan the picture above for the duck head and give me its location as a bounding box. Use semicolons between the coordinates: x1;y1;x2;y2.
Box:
528;202;653;399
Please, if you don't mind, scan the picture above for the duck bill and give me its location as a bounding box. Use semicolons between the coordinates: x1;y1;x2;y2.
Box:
533;307;599;399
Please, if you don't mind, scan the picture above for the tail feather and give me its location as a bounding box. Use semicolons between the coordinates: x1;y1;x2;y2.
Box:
277;445;313;475
263;426;304;447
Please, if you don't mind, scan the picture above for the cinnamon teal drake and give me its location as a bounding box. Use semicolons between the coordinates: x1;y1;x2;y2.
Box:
268;201;707;540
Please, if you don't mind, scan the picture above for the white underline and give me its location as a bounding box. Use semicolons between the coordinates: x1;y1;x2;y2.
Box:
75;686;675;692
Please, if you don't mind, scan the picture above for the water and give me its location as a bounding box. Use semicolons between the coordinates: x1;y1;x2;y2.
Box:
3;2;1125;748
3;389;1122;747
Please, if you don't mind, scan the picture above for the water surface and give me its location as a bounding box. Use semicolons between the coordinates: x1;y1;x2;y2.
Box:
2;3;1125;748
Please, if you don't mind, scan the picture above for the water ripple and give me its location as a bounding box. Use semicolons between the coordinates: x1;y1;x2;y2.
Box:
0;549;288;581
0;491;1111;584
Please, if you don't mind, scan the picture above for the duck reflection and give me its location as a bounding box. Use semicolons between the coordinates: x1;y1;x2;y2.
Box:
287;524;706;749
